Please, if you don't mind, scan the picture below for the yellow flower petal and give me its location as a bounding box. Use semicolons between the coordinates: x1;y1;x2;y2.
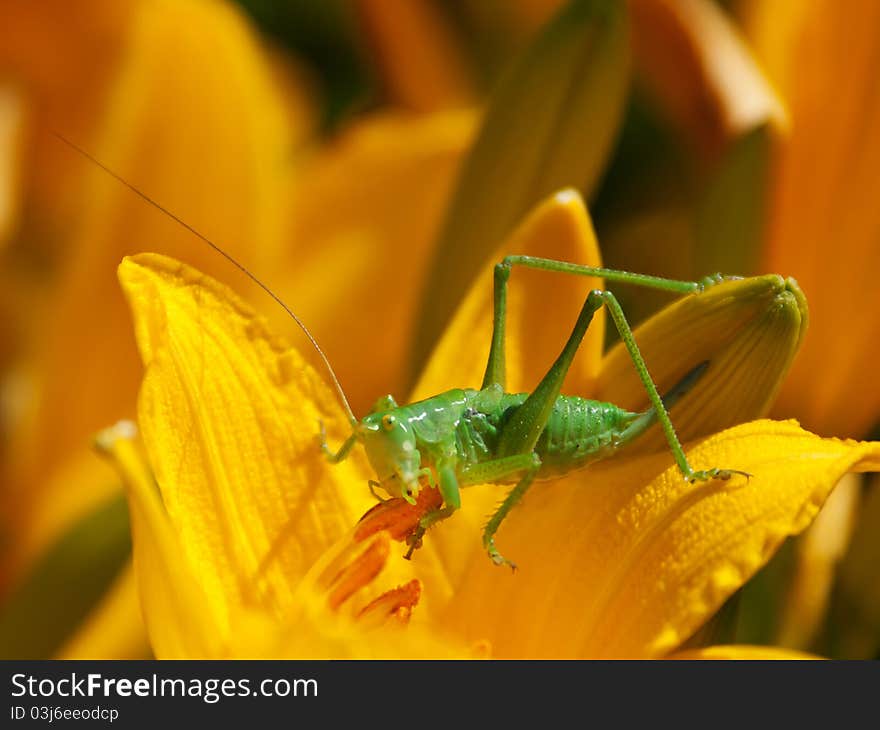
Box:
99;419;460;659
436;420;880;658
595;274;807;450
669;644;819;660
0;83;24;245
412;0;630;373
95;421;234;658
119;253;374;631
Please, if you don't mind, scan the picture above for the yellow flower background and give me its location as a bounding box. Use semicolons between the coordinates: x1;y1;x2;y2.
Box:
0;0;878;659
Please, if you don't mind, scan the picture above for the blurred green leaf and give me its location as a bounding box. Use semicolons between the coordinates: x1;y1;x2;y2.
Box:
694;125;772;277
234;0;374;128
411;0;630;380
0;491;130;659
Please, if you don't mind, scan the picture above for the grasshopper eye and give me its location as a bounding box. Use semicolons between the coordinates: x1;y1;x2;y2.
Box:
381;414;396;431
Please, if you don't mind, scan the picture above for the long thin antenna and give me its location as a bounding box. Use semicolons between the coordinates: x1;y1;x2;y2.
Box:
52;130;358;426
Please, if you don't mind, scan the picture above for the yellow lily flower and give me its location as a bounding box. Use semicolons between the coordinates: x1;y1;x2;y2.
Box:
115;191;880;658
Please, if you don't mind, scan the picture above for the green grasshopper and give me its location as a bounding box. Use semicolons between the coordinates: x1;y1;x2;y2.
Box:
320;258;749;569
56;134;749;570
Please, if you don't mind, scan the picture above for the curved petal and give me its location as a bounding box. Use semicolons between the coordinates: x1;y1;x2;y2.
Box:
96;422;225;659
437;420;880;658
119;254;374;630
595;274;807;451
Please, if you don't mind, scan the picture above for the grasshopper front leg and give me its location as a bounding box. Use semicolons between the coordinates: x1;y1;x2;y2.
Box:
405;462;462;559
482;290;606;567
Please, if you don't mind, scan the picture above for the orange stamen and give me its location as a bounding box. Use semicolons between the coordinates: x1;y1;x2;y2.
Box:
357;579;422;627
325;533;391;611
355;487;443;542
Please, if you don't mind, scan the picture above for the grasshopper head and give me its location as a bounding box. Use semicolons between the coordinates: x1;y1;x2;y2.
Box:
359;409;422;504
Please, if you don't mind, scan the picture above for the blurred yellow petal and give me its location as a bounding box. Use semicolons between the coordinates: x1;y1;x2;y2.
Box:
437;420;880;658
596;274;807;451
3;0;296;580
670;644;819;660
119;253;373;629
746;0;880;438
412;0;630;374
0;83;25;245
631;0;786;158
0;0;137;237
354;0;474;111
278;110;475;414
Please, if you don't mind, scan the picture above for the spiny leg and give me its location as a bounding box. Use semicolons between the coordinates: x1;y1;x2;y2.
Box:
483;468;539;570
595;289;746;482
460;453;542;569
483;289;607;565
407;452;542;556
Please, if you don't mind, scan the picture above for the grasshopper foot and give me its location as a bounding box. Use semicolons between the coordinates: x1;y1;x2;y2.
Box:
484;536;517;572
688;468;752;483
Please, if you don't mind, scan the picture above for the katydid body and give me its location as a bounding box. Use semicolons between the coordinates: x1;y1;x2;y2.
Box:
323;256;749;569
